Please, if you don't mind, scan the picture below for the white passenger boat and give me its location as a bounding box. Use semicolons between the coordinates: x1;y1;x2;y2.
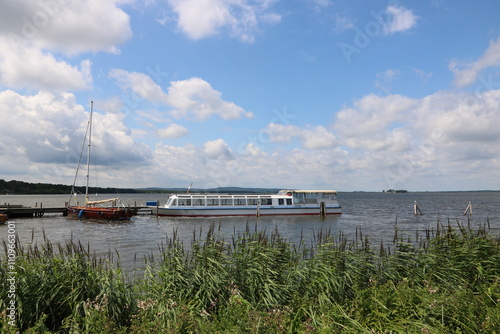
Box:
150;190;341;217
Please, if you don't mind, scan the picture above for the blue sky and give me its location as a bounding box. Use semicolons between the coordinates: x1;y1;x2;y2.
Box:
1;0;500;191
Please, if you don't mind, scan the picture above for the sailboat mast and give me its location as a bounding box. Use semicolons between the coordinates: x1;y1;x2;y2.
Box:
85;101;93;204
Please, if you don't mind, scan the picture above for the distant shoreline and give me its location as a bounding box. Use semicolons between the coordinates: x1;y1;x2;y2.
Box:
1;179;499;195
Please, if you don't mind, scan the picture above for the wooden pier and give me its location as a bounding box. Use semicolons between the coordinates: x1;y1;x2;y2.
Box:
0;204;150;218
0;204;68;218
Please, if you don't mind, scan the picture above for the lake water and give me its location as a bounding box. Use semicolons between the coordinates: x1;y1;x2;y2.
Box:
1;192;499;272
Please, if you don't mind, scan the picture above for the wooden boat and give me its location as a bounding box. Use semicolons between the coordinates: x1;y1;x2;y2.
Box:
67;200;136;220
67;101;136;220
150;190;341;217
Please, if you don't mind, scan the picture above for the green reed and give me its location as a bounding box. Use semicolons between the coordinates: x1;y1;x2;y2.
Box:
1;222;499;333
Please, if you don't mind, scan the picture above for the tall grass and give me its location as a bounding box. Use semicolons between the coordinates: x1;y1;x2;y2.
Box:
1;222;499;333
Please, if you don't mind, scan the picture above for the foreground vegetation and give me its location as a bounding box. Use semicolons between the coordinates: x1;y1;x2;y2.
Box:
1;223;499;333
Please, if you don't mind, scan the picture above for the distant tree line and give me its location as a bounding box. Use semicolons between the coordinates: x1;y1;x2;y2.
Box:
0;179;139;195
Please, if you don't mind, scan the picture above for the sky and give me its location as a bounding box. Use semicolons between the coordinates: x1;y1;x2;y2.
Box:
1;0;500;192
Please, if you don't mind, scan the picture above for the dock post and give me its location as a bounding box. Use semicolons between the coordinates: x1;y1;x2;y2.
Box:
319;201;326;218
156;200;159;217
256;201;261;217
463;202;472;216
414;201;423;215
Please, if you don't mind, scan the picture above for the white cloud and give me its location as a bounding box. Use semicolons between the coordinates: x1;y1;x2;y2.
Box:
301;126;337;149
330;90;500;189
109;69;169;104
0;0;132;55
0;37;92;91
5;89;500;191
0;0;132;91
166;0;280;42
335;94;417;140
449;37;500;88
0;90;151;184
382;5;418;35
203;138;234;160
157;123;189;138
110;71;253;121
264;123;299;143
412;90;500;145
264;123;337;149
166;77;254;120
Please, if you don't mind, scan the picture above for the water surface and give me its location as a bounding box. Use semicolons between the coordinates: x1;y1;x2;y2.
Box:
2;192;499;272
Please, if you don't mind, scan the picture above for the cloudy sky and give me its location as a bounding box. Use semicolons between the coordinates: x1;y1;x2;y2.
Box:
1;0;500;191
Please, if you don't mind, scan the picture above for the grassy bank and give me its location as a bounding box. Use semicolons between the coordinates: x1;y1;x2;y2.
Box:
1;223;499;333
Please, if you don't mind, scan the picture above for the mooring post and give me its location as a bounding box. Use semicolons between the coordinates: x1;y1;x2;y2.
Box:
319;201;326;218
463;202;472;216
414;201;423;215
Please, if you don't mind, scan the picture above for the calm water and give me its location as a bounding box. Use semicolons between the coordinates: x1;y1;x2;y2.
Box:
1;192;499;272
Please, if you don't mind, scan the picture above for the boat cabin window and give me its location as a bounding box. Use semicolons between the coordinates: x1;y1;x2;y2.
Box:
167;198;177;206
247;198;259;205
261;198;272;205
321;193;336;200
220;198;233;205
292;193;304;204
234;198;246;205
278;198;292;205
206;198;219;206
192;198;204;206
177;198;192;206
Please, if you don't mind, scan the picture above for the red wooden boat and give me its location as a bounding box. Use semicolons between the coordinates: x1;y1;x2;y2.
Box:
67;206;136;220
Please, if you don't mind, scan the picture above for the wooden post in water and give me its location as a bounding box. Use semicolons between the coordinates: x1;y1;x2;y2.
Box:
414;201;423;215
256;200;261;217
319;201;326;218
463;202;472;216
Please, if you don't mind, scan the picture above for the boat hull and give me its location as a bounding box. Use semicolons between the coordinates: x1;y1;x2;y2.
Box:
153;206;342;217
67;206;136;220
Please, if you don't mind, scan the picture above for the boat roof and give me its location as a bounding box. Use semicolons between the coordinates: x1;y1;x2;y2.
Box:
280;190;337;194
169;190;338;197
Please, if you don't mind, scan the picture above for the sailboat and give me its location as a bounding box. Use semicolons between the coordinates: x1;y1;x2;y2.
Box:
67;101;136;220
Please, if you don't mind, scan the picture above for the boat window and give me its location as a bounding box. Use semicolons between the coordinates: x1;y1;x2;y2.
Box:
193;198;205;206
178;198;191;206
234;198;246;205
261;198;272;205
286;198;292;205
220;199;233;205
247;198;259;205
278;199;284;205
304;193;318;204
206;198;219;206
293;193;305;204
